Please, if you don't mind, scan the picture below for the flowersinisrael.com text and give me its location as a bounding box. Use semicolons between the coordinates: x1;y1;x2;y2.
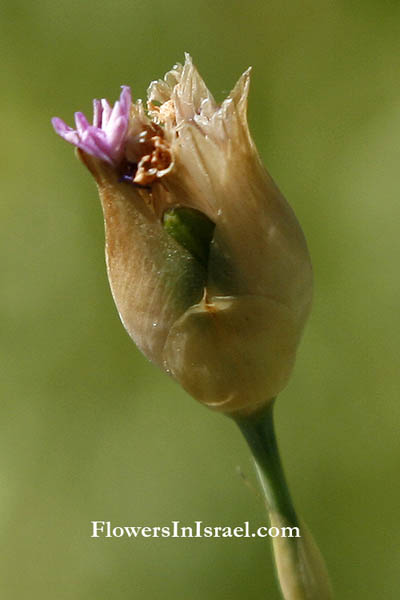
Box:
91;521;300;539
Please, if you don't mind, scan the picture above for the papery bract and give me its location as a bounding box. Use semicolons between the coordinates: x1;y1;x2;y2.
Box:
51;55;313;416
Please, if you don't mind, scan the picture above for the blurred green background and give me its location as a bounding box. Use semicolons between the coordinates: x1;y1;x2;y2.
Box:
1;1;400;598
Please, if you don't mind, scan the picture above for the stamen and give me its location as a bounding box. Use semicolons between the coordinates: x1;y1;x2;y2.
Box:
133;135;173;186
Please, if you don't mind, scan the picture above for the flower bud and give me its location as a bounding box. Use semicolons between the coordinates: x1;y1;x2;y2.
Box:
52;54;312;416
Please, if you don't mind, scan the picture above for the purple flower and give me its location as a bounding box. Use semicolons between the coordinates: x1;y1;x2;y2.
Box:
51;86;131;165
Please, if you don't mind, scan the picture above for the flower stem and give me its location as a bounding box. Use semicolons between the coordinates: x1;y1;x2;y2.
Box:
234;403;333;600
235;403;297;526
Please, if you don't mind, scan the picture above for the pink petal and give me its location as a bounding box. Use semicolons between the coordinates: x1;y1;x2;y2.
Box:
52;117;72;135
106;116;129;159
51;117;80;145
86;127;112;155
108;100;122;131
52;86;132;165
119;86;131;114
74;112;90;135
101;99;112;126
92;99;103;128
78;136;113;163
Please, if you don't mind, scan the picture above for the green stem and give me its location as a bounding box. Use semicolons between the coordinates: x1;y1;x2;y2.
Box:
234;402;298;527
234;403;333;600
